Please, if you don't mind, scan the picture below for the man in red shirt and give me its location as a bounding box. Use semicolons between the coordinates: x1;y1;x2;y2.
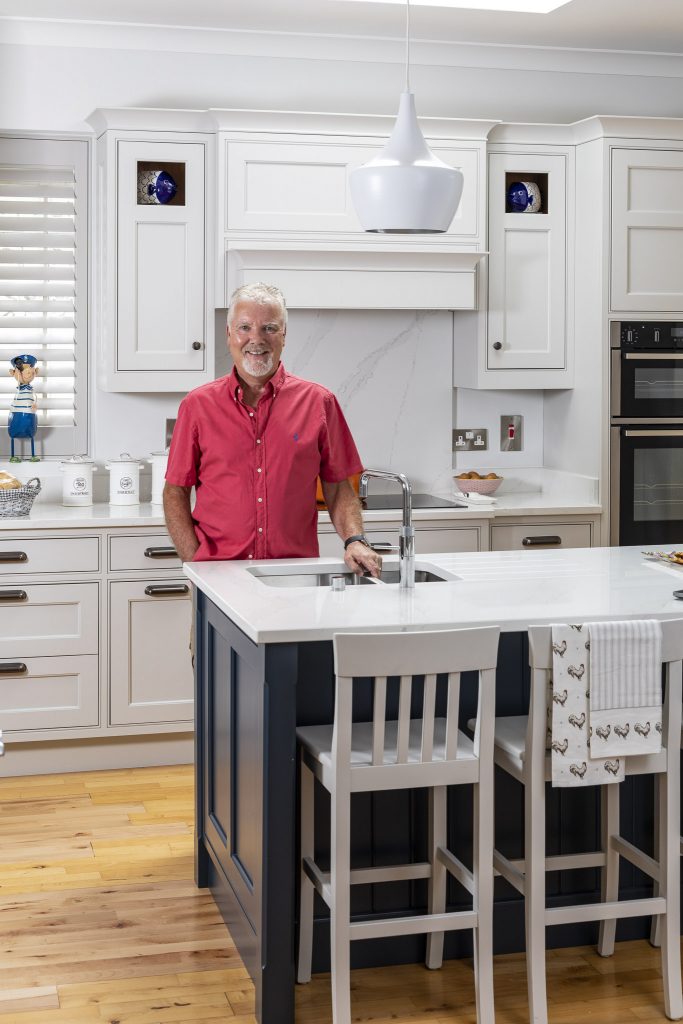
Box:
164;282;381;578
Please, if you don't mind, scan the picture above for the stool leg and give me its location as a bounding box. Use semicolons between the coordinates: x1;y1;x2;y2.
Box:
426;786;447;970
330;786;352;1024
472;776;495;1024
650;778;662;949
297;757;315;984
659;767;683;1020
598;783;620;957
525;774;548;1024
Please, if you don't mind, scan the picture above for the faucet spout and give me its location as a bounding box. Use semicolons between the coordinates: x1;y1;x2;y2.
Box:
359;470;415;589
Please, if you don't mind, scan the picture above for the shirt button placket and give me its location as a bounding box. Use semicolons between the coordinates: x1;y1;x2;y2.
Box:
254;412;265;558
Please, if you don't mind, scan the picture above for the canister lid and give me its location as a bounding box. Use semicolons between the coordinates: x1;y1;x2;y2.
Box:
60;454;94;465
108;451;139;462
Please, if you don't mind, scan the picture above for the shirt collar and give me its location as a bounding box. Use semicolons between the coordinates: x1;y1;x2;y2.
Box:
229;362;287;402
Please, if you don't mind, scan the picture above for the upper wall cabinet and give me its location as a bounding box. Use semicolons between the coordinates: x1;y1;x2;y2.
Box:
455;146;573;389
92;125;215;392
611;147;683;313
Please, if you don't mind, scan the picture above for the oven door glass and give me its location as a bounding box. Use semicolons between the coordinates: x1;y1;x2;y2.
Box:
617;427;683;545
619;354;683;418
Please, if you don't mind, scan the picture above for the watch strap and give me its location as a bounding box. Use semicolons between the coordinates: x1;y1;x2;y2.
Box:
344;534;370;550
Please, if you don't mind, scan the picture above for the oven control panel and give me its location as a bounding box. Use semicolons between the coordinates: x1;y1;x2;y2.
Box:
619;322;683;349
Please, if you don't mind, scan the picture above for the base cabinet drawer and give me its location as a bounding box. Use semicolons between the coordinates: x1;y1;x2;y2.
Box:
490;522;592;551
0;655;99;732
109;579;193;726
0;536;99;575
0;582;99;658
109;534;181;571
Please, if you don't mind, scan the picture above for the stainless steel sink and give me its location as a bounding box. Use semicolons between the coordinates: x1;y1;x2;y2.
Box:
250;570;377;588
248;562;458;587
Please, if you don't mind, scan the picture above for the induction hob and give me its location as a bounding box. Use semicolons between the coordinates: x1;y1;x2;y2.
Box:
361;492;466;511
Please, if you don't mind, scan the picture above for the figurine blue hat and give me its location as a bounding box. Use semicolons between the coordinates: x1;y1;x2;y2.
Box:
10;354;37;368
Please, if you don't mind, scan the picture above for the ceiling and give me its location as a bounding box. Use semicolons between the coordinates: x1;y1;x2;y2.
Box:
0;0;682;55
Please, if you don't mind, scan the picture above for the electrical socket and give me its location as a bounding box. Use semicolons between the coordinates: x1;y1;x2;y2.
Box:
452;428;488;452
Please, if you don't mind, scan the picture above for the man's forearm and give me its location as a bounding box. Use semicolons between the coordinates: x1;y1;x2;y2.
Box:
322;479;364;540
163;483;199;562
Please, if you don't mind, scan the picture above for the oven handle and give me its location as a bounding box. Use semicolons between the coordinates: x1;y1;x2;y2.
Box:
624;353;683;360
624;429;683;437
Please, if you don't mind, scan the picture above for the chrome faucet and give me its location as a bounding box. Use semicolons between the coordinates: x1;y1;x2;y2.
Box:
359;470;415;589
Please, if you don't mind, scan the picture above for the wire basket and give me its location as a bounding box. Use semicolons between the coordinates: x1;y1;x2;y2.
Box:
0;477;41;517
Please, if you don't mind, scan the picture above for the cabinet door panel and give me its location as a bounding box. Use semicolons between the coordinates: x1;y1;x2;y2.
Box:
117;141;205;371
611;149;683;312
109;579;193;725
490;521;592;550
0;582;99;658
0;655;98;732
487;153;566;370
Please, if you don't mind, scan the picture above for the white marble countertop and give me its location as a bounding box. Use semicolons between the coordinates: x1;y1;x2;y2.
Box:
184;546;683;644
0;493;602;531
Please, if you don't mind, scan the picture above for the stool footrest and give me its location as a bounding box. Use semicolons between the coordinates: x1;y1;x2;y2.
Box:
350;909;478;941
610;834;660;883
437;845;474;896
546;896;667;927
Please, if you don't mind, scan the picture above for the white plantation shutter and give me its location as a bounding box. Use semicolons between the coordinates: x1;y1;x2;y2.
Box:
0;137;88;457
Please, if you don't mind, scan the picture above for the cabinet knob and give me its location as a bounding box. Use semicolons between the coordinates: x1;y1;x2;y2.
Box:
192;341;203;351
492;342;503;351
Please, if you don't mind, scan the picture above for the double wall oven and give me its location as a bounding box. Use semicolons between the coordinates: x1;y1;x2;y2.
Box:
611;321;683;545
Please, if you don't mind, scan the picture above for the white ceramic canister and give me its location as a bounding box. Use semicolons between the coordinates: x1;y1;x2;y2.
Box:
105;452;145;506
148;449;169;505
60;455;96;507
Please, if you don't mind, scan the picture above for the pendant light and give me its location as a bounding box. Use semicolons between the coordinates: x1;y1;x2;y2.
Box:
349;0;464;233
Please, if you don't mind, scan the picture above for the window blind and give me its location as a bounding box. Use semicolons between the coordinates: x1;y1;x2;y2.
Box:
0;137;88;457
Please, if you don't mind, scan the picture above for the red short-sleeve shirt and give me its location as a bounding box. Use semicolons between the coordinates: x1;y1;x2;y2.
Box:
165;364;363;561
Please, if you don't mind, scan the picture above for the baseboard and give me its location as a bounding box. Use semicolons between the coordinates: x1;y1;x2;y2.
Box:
0;733;194;776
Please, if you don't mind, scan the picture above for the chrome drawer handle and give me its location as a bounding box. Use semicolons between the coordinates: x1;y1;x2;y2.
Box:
144;546;179;559
0;589;27;601
0;552;27;563
144;584;189;596
522;535;562;547
0;662;27;675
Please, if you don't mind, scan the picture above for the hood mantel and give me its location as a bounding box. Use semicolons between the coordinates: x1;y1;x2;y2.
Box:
225;242;486;311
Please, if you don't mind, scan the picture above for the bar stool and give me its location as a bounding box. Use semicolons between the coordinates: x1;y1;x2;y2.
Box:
296;626;501;1024
490;621;683;1024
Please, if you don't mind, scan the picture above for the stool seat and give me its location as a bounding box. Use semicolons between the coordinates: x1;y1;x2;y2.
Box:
298;717;476;771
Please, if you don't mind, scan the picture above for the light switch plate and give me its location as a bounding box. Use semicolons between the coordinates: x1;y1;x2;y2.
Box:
500;415;523;452
452;428;488;452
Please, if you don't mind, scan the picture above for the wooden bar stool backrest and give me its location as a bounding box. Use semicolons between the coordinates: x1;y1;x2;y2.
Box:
331;627;500;786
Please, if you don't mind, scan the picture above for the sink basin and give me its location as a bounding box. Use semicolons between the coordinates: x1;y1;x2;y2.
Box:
248;562;458;587
249;569;377;588
374;568;449;584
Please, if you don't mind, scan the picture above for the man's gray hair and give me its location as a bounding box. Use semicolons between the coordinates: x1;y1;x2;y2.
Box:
227;283;288;326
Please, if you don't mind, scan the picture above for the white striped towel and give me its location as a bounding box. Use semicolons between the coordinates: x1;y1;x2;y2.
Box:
588;619;662;758
551;624;624;787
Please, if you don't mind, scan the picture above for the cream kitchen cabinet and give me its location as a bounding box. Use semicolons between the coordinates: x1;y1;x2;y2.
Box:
611;147;683;312
91;116;215;392
0;521;194;777
456;147;573;389
490;515;598;550
317;519;486;556
109;578;193;727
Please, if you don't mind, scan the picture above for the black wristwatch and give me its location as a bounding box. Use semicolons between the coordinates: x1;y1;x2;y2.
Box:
343;534;371;550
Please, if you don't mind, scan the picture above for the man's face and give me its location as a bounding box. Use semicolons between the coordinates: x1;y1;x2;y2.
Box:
227;300;286;385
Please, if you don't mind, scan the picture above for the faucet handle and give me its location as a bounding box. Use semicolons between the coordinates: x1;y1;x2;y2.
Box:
370;542;399;553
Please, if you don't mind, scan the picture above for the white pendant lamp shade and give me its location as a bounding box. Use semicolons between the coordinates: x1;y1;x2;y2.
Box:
350;92;464;233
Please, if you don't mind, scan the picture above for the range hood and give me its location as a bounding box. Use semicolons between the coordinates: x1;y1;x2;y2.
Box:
224;241;486;311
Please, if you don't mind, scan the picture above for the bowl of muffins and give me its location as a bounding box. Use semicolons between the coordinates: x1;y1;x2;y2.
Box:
454;471;503;497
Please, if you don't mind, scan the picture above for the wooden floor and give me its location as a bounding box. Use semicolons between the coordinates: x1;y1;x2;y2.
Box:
0;764;677;1024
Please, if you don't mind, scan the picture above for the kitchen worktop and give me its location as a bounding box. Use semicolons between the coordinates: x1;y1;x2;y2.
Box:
184;545;683;644
0;492;601;531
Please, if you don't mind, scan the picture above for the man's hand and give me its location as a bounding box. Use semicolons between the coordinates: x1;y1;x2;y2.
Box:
344;540;382;578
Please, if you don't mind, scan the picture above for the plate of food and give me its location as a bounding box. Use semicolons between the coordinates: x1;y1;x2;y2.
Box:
641;550;683;565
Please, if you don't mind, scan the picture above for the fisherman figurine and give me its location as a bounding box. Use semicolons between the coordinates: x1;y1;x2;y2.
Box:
8;354;39;462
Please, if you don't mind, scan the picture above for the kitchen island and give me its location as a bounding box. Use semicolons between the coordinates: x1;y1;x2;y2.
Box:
184;546;683;1024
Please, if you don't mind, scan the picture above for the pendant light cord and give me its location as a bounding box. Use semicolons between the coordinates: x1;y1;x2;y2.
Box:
405;0;410;93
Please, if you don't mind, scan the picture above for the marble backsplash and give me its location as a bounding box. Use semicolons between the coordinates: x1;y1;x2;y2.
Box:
284;309;455;495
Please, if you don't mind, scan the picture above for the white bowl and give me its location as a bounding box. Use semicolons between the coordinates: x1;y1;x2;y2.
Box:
454;476;503;496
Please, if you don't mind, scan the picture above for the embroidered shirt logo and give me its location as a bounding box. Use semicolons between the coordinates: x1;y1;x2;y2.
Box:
293;433;299;442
